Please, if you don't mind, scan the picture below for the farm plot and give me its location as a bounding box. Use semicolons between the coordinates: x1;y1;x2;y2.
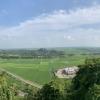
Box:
0;55;85;85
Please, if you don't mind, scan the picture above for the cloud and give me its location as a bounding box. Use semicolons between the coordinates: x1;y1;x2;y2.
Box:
0;5;100;48
64;35;75;41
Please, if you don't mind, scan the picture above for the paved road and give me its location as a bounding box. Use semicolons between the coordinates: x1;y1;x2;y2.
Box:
0;68;42;89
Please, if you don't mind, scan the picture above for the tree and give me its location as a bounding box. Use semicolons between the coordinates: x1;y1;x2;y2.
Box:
66;58;100;100
86;84;100;100
0;72;14;100
34;83;61;100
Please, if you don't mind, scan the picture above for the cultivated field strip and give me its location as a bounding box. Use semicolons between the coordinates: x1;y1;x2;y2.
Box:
0;68;42;89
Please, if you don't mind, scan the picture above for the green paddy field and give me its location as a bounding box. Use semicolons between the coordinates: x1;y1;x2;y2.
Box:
0;56;85;85
0;47;99;85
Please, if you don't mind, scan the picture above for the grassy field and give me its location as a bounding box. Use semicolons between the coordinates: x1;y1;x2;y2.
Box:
0;47;99;85
0;54;87;85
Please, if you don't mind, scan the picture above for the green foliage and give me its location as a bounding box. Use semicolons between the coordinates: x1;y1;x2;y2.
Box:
23;85;38;100
34;83;61;100
67;58;100;100
86;84;100;100
0;72;14;100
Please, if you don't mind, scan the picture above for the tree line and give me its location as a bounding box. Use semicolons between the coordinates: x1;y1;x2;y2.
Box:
0;48;65;59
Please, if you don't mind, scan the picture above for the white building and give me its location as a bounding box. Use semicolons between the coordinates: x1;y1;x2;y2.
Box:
55;66;79;79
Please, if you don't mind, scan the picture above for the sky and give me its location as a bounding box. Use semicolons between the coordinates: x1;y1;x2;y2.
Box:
0;0;100;48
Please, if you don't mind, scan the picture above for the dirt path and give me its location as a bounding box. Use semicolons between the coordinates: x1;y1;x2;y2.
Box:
0;68;42;89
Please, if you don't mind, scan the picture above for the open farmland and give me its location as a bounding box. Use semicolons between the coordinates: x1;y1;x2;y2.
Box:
0;55;85;85
0;47;100;85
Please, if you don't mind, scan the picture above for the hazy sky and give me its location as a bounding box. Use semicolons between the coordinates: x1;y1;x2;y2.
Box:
0;0;100;48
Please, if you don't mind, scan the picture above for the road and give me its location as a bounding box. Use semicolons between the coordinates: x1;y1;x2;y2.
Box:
0;68;42;89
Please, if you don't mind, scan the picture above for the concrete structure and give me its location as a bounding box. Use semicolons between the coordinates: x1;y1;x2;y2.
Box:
55;66;79;79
